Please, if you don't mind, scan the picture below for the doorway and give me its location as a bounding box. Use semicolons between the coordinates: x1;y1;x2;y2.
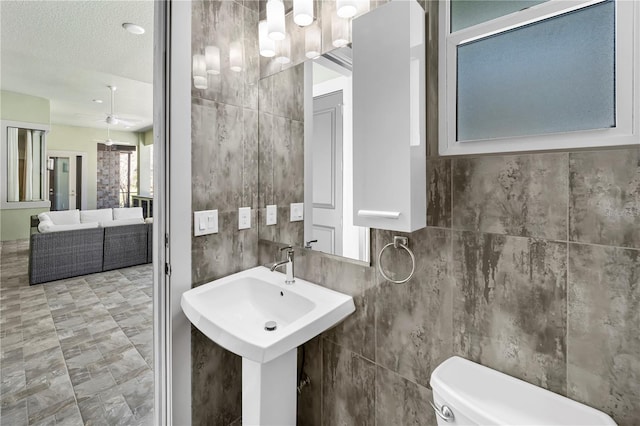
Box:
47;150;87;211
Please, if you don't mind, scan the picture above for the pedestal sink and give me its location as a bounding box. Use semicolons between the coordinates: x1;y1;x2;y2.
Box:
181;266;356;425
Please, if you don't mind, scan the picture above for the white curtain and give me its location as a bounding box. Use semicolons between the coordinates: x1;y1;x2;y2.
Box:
25;130;33;201
31;131;42;200
7;127;19;202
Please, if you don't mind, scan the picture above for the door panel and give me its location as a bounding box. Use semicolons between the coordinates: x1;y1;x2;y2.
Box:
312;91;343;255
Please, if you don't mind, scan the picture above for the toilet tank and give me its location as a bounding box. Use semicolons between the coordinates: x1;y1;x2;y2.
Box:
430;356;617;426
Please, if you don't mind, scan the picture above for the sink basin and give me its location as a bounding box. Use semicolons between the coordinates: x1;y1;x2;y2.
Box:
181;266;355;363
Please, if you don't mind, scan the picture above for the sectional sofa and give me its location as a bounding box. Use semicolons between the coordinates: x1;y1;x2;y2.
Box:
29;207;153;285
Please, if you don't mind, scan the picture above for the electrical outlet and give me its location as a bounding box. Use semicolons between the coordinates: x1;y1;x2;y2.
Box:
194;209;218;236
266;204;277;225
290;203;304;222
238;207;251;230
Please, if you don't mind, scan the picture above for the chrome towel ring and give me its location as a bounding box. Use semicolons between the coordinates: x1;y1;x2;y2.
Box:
377;236;416;284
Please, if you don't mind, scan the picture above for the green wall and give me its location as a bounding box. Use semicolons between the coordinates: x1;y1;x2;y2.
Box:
47;124;139;210
0;208;45;241
0;91;51;241
1;90;50;124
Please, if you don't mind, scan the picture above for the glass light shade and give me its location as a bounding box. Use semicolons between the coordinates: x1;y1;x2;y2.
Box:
230;41;244;72
259;20;276;57
332;15;350;47
336;0;358;18
275;36;291;64
192;54;207;78
205;45;221;75
193;76;208;90
305;26;321;59
267;0;286;41
355;0;370;16
294;0;314;26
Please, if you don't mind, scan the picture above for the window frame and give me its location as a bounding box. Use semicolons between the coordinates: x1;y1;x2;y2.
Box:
438;0;640;156
1;120;51;209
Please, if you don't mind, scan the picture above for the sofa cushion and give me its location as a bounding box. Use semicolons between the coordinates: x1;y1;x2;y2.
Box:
38;209;80;225
113;207;144;221
81;209;113;223
100;218;145;227
38;221;100;233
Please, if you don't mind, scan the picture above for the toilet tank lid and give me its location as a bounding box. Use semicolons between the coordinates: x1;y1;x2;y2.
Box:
430;357;617;426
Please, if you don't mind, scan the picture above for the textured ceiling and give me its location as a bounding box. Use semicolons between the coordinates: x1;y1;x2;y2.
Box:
1;0;154;132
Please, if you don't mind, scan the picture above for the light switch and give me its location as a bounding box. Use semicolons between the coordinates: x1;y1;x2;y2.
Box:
194;209;218;236
266;205;277;225
239;207;251;230
290;202;304;222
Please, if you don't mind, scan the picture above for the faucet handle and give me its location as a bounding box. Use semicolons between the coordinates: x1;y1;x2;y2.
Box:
280;245;294;261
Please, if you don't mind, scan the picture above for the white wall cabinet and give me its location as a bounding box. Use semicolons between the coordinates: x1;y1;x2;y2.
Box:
352;0;426;232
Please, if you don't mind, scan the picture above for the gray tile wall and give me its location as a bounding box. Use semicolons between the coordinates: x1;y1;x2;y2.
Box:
191;1;260;424
194;0;640;424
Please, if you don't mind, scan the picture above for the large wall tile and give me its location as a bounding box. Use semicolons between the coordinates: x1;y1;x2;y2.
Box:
322;340;375;426
192;210;258;285
453;154;568;240
272;64;304;122
375;366;436;426
192;99;245;212
192;0;245;106
375;227;453;388
567;243;640;425
427;158;451;227
242;108;259;209
272;116;304;206
453;231;567;394
569;149;640;248
297;337;322;426
191;328;241;426
321;256;376;361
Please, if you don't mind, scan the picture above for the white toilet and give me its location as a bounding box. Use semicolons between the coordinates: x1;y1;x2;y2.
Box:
430;356;617;425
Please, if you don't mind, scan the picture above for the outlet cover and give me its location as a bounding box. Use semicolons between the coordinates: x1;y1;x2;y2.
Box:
194;209;218;236
239;207;251;230
266;205;277;225
290;203;304;222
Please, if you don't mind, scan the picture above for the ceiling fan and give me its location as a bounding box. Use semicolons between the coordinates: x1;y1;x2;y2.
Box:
101;85;140;127
93;125;126;146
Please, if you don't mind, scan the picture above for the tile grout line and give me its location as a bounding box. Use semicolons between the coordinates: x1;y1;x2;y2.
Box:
40;281;83;424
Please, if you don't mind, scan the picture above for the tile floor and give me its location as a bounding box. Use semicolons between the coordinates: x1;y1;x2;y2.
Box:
0;239;154;425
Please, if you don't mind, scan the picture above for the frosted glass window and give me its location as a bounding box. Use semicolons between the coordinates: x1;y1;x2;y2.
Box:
456;0;615;142
451;0;547;32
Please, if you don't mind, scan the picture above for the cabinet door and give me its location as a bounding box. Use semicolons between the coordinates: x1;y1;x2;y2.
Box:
352;0;426;232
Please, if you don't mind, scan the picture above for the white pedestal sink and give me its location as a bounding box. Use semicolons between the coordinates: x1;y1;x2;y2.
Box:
181;266;356;426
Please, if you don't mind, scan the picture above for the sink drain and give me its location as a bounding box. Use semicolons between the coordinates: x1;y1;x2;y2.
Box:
264;321;277;331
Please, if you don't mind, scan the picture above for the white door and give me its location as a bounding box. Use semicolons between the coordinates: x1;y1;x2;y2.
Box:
311;91;343;255
48;151;87;211
49;156;76;210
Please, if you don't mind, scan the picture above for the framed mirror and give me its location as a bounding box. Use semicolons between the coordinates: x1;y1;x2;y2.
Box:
257;46;370;263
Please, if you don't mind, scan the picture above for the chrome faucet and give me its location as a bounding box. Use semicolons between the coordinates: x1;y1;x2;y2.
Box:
270;246;295;285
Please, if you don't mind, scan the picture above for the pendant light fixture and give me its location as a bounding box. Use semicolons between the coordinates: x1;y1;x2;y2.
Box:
192;54;207;89
332;14;350;48
205;45;221;75
336;0;358;18
275;35;292;64
293;0;314;27
305;25;321;59
267;0;286;41
259;20;276;57
230;41;244;72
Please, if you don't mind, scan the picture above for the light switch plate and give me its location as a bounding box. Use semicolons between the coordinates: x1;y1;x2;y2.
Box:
266;205;277;225
238;207;251;230
194;209;218;236
290;202;304;222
